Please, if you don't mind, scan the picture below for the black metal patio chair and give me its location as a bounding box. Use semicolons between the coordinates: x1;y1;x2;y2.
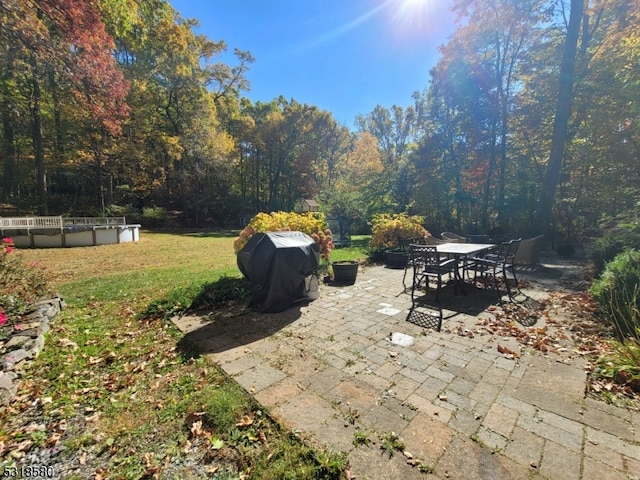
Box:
469;239;521;297
409;244;458;302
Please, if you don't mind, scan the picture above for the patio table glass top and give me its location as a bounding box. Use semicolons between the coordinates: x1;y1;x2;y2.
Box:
434;242;495;256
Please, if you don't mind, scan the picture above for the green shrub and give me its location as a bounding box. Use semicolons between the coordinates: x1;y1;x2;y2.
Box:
0;237;51;338
130;206;172;228
591;339;640;402
590;249;640;338
587;224;640;275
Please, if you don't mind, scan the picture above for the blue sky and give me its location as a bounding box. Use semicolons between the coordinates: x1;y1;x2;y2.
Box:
169;0;456;127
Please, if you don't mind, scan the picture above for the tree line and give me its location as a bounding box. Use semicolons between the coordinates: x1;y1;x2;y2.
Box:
1;0;638;243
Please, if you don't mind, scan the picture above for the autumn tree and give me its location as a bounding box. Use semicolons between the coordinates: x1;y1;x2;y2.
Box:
534;0;584;234
102;1;253;223
318;131;385;221
424;0;547;231
356;104;417;210
230;97;348;214
0;0;130;213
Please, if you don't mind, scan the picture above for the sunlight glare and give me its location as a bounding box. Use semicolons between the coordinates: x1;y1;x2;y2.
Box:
402;0;429;7
389;0;452;44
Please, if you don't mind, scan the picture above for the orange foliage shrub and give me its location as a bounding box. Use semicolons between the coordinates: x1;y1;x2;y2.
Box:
234;212;334;261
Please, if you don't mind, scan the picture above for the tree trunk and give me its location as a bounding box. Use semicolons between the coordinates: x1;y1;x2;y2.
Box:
2;102;16;201
535;0;584;234
481;121;498;230
49;70;64;167
1;51;17;201
30;60;48;215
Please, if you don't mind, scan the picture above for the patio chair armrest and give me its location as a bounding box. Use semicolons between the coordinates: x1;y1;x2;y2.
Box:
439;258;458;269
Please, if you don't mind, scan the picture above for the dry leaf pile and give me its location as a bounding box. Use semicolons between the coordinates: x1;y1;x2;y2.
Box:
449;279;640;407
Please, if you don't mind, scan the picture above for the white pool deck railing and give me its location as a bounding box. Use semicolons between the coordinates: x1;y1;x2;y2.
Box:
0;216;127;229
0;216;139;248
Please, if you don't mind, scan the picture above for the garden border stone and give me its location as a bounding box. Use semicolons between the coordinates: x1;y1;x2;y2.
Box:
0;296;64;405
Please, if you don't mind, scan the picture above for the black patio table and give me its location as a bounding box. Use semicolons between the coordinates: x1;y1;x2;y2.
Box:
435;242;495;293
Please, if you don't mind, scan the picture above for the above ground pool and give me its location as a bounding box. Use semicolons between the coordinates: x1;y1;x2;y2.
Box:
0;216;141;248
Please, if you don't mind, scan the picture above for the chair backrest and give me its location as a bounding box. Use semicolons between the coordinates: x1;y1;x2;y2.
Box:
514;235;544;265
441;232;467;243
409;244;441;267
492;239;519;262
424;235;446;245
400;236;427;251
503;239;521;264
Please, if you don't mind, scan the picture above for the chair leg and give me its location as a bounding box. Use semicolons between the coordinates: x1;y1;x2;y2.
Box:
410;274;417;300
503;267;512;297
511;266;519;291
411;271;423;301
402;265;409;290
505;265;519;297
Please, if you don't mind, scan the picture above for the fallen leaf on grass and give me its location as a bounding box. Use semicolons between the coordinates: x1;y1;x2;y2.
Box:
211;437;224;450
8;439;33;456
142;453;162;479
24;423;44;434
236;415;253;428
58;338;78;350
185;411;206;425
190;420;204;438
45;432;63;448
182;440;192;454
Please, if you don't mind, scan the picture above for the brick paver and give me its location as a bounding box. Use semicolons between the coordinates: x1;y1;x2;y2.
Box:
174;257;640;480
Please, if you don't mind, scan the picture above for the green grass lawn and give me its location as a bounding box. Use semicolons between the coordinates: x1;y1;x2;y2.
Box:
330;235;371;264
1;231;370;479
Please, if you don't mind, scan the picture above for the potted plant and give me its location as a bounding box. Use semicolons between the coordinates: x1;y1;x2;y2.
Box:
384;248;408;269
331;260;359;285
370;213;430;268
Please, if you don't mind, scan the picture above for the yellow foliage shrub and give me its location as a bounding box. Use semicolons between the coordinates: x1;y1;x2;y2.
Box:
370;213;430;251
234;212;334;261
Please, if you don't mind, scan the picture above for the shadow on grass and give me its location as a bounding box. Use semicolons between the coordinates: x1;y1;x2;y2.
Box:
141;276;250;320
142;275;306;361
180;230;240;238
175;304;304;361
142;228;239;238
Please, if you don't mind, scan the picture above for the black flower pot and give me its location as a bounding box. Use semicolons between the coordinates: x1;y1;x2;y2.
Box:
385;249;407;269
332;261;359;285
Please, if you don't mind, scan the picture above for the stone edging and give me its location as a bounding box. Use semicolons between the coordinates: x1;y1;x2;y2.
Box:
0;296;64;405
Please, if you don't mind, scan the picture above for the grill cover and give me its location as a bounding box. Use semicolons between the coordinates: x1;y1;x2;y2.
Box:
237;231;320;313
